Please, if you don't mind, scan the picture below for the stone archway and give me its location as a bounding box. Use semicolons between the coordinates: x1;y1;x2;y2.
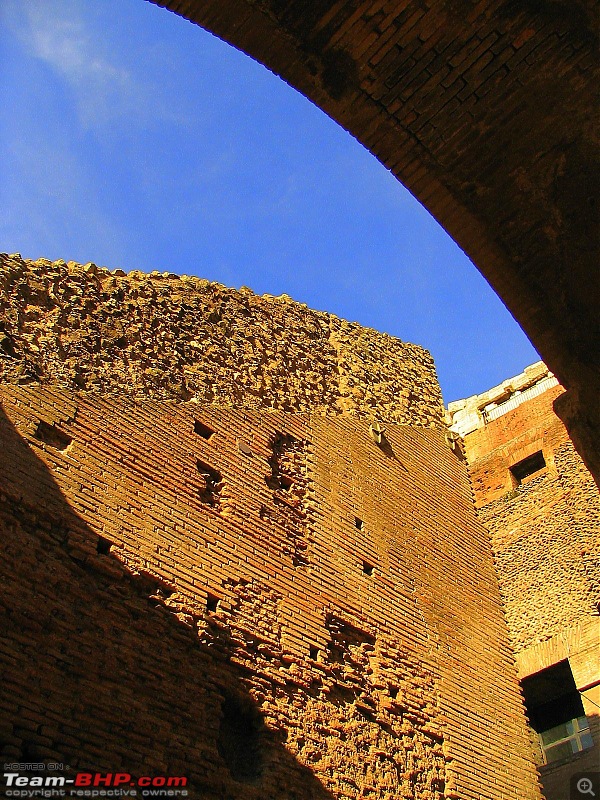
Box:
150;0;599;480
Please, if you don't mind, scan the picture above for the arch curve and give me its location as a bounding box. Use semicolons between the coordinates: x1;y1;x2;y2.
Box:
150;0;599;480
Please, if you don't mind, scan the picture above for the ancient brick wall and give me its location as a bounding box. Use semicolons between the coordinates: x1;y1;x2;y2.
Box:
0;385;541;799
455;376;599;800
0;254;441;426
463;383;600;653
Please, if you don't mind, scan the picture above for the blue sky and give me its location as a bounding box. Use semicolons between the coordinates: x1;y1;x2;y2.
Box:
0;0;539;403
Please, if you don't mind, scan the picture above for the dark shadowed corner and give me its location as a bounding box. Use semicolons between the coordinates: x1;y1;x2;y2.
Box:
0;402;335;800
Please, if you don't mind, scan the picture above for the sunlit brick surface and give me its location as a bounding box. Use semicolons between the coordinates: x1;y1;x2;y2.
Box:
0;254;442;426
460;381;599;800
0;385;541;798
464;384;600;652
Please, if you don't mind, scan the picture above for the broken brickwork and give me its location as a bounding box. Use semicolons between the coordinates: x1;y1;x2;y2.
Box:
452;372;600;653
449;367;600;800
0;254;441;425
0;256;543;799
0;386;541;798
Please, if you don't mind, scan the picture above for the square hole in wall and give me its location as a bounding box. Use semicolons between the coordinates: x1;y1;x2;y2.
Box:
194;420;215;440
34;420;72;451
206;593;219;613
97;536;112;555
197;460;223;506
362;561;374;576
309;646;319;660
510;450;546;486
278;474;294;490
521;660;594;765
355;517;364;530
218;692;264;782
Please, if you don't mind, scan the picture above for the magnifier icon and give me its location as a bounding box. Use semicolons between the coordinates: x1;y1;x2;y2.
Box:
578;778;596;797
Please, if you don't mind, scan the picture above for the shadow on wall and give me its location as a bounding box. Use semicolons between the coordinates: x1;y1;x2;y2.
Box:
0;404;335;800
539;712;600;800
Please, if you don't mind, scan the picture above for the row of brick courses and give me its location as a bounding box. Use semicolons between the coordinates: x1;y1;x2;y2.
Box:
464;384;600;654
0;250;545;797
457;375;599;800
0;254;442;426
0;384;541;798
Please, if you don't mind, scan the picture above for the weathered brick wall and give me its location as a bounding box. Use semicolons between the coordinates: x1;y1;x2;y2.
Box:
460;380;600;800
464;385;600;654
0;385;541;799
0;254;442;426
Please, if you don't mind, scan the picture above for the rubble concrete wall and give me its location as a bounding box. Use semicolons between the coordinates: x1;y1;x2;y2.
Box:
464;384;600;653
0;385;541;800
461;383;599;800
0;254;442;426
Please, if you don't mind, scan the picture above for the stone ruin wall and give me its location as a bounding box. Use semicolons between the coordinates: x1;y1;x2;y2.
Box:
461;382;600;655
455;380;600;800
0;387;541;800
0;254;542;799
0;254;442;425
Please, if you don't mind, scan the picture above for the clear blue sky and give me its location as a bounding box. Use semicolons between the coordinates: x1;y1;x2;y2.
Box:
0;0;539;403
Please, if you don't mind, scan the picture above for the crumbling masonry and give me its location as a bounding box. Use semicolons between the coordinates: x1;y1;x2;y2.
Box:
448;364;600;800
0;254;543;799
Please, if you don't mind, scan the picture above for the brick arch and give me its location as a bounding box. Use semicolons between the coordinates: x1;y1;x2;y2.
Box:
151;0;599;481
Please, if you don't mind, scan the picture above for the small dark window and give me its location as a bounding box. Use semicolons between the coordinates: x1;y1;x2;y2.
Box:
97;536;112;555
34;420;72;451
355;517;364;530
194;420;215;440
362;561;374;576
510;451;546;485
309;646;319;660
521;660;593;764
206;593;219;613
217;693;263;782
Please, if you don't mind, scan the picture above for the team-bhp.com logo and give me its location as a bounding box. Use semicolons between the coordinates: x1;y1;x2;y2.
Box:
3;771;188;798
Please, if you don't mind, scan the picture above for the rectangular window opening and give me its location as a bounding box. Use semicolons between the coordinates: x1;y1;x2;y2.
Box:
355;517;364;530
206;593;219;613
96;536;112;555
362;561;374;576
309;646;319;661
521;660;594;765
510;450;546;486
194;420;215;440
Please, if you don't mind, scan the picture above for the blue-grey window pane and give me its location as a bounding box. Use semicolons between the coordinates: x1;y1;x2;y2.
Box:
545;741;574;762
580;732;594;750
